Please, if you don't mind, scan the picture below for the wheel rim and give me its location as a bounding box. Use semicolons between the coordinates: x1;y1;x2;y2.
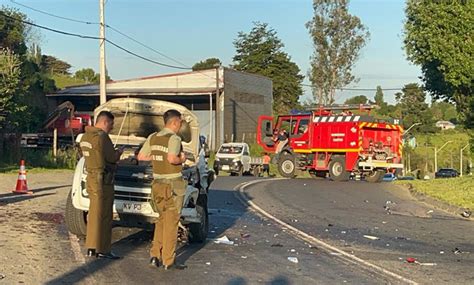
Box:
332;162;343;176
282;160;294;174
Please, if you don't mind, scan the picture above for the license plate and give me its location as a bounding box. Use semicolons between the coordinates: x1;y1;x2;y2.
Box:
122;202;146;213
222;165;230;171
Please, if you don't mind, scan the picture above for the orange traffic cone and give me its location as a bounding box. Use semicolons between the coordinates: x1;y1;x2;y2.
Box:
12;160;32;194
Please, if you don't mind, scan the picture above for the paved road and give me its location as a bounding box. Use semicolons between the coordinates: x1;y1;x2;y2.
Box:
46;176;388;284
244;178;474;284
2;173;472;284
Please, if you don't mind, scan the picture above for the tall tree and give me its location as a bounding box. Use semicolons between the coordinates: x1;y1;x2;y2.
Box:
395;83;435;133
0;8;28;55
232;22;304;113
306;0;369;105
404;0;473;124
192;58;221;71
40;55;71;75
374;85;389;114
344;95;368;105
74;68;110;83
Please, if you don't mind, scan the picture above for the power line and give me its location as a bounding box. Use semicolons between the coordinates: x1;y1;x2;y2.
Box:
9;0;191;69
105;39;189;69
10;0;99;25
0;11;101;40
0;12;190;70
301;83;403;91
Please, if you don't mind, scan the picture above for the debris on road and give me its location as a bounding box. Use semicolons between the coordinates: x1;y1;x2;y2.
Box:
330;252;342;256
287;257;299;264
461;210;471;218
363;235;380;240
440;251;445;254
290;249;296;252
271;243;283;247
0;274;5;280
406;257;437;266
206;262;211;265
406;257;416;263
427;210;434;214
341;231;347;234
241;256;247;259
240;233;250;239
328;223;333;227
213;236;234;245
452;247;469;255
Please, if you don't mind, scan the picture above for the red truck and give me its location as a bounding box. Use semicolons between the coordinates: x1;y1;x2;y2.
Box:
21;101;92;148
256;104;404;182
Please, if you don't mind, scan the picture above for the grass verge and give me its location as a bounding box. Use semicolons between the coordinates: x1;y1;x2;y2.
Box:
396;176;474;209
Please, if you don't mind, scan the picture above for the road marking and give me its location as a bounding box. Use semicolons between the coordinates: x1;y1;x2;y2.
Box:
68;232;86;264
235;179;418;285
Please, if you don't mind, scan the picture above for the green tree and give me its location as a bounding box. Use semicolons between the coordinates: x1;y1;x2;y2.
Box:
232;22;304;113
404;0;473;124
0;48;24;129
192;58;221;71
0;8;28;55
40;55;71;75
396;83;435;133
344;95;368;105
306;0;370;105
74;68;110;83
0;8;54;133
74;68;98;83
430;101;457;123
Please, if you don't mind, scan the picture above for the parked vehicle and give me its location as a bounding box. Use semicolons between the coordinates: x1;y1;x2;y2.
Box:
435;168;459;178
21;101;92;149
257;104;403;183
213;142;263;176
65;98;214;242
382;173;397;182
398;176;415;180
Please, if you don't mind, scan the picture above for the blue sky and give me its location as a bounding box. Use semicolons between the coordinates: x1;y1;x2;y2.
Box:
2;0;421;103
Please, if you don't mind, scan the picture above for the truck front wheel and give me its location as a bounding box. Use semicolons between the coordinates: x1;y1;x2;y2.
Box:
365;170;385;183
328;156;350;182
65;190;87;238
278;153;296;178
189;195;208;243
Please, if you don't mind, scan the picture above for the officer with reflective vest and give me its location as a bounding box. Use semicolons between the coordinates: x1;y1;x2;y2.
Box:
79;111;121;259
138;109;187;270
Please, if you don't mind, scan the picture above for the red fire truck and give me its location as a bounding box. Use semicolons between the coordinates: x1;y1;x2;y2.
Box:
256;104;404;182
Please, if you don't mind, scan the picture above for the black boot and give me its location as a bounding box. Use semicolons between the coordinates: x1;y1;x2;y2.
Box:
163;262;187;270
149;257;161;268
86;249;96;257
96;252;120;260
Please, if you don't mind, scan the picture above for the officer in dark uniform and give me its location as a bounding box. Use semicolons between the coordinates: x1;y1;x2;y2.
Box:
137;109;187;270
79;111;121;259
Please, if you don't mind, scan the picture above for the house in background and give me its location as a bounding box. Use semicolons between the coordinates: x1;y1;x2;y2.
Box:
435;120;455;130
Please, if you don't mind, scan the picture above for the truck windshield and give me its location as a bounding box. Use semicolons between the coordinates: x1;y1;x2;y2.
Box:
218;146;242;154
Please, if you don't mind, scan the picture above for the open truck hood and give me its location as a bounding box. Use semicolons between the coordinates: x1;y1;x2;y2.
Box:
94;98;199;157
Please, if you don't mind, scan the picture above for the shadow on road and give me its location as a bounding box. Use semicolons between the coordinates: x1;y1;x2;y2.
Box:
0;192;57;205
0;184;71;200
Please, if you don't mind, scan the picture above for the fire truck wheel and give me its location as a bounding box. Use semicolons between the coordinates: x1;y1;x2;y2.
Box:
278;153;296;178
365;170;385;183
328;156;350;182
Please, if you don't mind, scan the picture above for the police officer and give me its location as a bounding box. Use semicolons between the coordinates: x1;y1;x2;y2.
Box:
137;109;187;270
79;111;121;259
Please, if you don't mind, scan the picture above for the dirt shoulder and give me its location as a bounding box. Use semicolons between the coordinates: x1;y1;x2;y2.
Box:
0;171;87;284
396;176;474;219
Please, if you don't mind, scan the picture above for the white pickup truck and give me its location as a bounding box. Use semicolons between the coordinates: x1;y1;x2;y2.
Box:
213;142;263;176
65;98;214;242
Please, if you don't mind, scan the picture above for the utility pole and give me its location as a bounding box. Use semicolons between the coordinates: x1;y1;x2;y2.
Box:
434;141;453;172
214;64;221;149
460;143;469;177
99;0;107;105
